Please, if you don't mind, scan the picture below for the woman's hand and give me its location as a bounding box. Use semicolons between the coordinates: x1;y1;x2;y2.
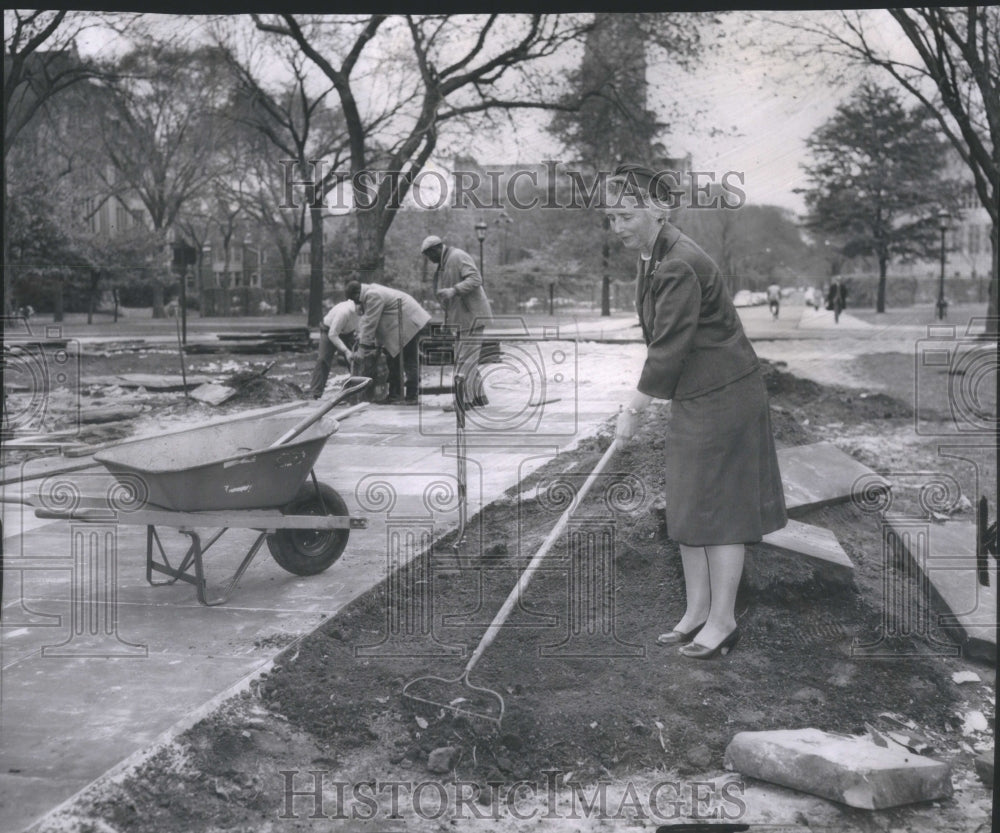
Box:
616;407;639;440
615;392;653;441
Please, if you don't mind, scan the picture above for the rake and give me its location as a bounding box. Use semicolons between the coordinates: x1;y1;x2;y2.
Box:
402;437;622;726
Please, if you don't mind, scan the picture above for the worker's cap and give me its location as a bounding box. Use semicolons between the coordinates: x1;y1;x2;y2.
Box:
610;163;678;206
420;235;443;253
344;280;362;301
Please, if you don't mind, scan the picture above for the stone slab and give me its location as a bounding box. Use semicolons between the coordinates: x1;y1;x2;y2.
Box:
81;373;210;390
888;520;997;663
974;750;994;787
762;519;854;573
724;728;953;809
777;442;885;514
189;382;238;405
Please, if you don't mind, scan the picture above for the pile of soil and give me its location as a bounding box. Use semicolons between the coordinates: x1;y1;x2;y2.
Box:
60;359;996;832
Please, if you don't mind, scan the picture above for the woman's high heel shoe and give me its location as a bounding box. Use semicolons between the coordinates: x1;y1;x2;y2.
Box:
656;621;706;646
678;627;740;659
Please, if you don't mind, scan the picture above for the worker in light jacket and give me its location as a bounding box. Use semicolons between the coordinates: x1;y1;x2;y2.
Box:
309;299;358;399
422;235;493;408
346;280;431;405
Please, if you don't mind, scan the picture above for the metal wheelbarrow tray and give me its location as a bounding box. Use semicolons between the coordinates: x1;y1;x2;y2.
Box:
94;416;336;512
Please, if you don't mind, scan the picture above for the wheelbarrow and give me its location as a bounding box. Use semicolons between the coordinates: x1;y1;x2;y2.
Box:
17;377;373;606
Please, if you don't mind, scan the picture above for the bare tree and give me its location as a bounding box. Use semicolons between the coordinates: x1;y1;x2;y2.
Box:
792;8;999;332
251;14;593;290
219;37;350;321
96;39;233;317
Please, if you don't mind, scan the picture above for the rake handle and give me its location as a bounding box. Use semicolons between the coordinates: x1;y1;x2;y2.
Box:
462;439;621;675
268;376;371;448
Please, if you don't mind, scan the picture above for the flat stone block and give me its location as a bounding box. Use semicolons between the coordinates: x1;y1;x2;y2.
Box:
762;519;854;573
777;442;884;513
190;382;238;405
724;728;953;809
974;750;994;787
887;520;997;664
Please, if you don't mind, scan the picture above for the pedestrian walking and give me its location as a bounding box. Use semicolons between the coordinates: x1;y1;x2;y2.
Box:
608;163;787;660
826;279;847;324
766;283;781;320
422;235;494;408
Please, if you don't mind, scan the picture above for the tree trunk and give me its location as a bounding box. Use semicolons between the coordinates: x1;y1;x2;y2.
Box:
986;223;998;338
308;205;325;326
221;249;232;317
152;282;165;319
601;216;611;317
53;275;64;322
356;207;385;287
87;269;100;325
876;257;887;313
2;178;12;317
282;253;296;315
113;288;119;323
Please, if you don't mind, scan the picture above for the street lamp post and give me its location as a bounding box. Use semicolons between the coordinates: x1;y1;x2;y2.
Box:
475;220;487;277
937;210;950;320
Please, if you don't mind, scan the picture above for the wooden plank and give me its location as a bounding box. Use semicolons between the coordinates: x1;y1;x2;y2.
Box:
777;441;885;514
115;373;210;390
36;507;363;530
762;518;854;572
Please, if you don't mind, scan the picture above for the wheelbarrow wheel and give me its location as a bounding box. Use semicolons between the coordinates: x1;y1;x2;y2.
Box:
266;482;350;576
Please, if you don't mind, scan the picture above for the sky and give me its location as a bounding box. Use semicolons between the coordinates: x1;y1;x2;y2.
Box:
69;10;921;217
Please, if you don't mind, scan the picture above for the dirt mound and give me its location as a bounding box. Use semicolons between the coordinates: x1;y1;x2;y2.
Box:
760;359;913;421
225;376;304;405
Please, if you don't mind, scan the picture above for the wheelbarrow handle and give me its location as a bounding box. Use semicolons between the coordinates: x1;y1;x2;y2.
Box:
269;377;373;448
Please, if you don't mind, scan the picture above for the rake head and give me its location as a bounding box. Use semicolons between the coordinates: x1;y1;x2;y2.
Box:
401;670;505;727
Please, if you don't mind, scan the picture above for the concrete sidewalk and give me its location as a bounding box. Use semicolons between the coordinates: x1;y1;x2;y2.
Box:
1;338;646;833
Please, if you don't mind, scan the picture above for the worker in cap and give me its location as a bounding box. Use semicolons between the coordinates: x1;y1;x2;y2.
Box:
421;234;493;409
420;235;443;253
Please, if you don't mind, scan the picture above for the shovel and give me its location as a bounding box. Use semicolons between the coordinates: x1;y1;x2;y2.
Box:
402;437;622;726
269;376;372;447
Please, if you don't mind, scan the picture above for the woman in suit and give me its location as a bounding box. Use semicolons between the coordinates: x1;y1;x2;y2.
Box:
609;164;787;659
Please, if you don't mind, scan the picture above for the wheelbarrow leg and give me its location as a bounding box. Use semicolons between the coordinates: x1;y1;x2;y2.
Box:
309;469;330;515
181;528;270;606
146;525;226;589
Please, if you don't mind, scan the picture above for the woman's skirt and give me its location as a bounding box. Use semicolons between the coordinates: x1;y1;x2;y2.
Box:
664;368;787;546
